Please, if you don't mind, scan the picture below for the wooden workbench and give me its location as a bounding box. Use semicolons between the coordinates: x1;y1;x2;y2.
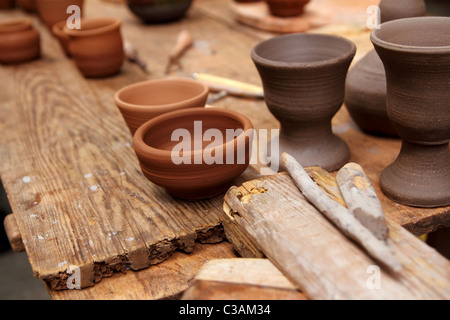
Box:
0;0;448;299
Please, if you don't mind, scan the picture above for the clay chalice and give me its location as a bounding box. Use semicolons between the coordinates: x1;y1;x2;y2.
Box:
371;17;450;207
251;33;356;171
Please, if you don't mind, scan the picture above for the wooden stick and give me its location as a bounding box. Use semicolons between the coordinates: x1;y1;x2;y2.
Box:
336;163;389;241
281;153;402;273
3;214;25;252
165;30;194;74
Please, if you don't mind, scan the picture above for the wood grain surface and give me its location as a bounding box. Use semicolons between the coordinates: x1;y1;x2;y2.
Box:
0;0;448;299
223;173;450;299
182;258;308;300
49;242;236;300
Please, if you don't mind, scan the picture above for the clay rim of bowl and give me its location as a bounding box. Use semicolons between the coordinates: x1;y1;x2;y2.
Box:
114;78;209;113
371;17;450;54
133;107;253;161
251;33;356;69
63;17;121;37
52;20;68;38
0;18;32;33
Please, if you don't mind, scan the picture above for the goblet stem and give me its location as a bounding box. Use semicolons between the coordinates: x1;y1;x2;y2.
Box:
380;141;450;207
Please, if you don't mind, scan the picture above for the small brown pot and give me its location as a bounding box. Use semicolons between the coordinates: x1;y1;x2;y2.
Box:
0;0;15;10
0;18;40;64
133;108;254;200
17;0;36;12
36;0;84;29
63;17;124;78
372;17;450;207
126;0;193;24
52;20;70;56
115;78;209;135
265;0;310;17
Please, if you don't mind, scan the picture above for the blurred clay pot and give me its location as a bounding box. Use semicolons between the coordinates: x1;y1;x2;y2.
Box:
17;0;36;12
265;0;310;17
345;50;398;137
252;33;355;171
0;0;15;9
0;18;40;64
63;17;124;78
133;107;254;200
36;0;84;29
126;0;193;24
372;17;450;207
379;0;426;23
344;0;426;137
52;20;70;56
115;78;209;135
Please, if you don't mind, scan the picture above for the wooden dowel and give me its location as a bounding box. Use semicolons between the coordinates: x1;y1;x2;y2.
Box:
282;153;402;273
336;163;389;241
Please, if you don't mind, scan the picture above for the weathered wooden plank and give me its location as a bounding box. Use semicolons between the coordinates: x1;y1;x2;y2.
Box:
49;242;237;300
223;173;450;299
182;258;307;300
0;1;261;290
3;214;25;252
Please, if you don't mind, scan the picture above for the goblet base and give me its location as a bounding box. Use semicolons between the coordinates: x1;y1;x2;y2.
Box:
380;142;450;208
267;133;350;172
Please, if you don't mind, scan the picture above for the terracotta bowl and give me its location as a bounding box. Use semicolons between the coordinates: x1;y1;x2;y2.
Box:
126;0;193;24
63;17;124;78
133;108;254;200
0;18;40;64
265;0;310;17
115;78;209;135
36;0;84;29
17;0;36;12
52;20;71;56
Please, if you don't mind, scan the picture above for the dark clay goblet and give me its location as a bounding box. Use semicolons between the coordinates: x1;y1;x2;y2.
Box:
371;17;450;207
251;33;356;171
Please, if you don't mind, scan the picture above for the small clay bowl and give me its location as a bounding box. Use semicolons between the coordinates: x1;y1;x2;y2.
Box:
265;0;310;17
0;0;15;10
36;0;84;29
133;107;254;200
17;0;36;12
52;21;71;56
0;18;40;64
63;17;124;78
115;78;209;135
126;0;193;24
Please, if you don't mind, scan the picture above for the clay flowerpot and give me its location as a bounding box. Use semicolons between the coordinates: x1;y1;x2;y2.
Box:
63;17;124;78
252;33;356;171
371;17;450;207
114;78;209;135
52;21;71;56
345;0;426;137
0;18;40;64
379;0;426;23
126;0;193;24
0;0;15;9
133;108;254;200
17;0;36;12
36;0;84;29
265;0;310;17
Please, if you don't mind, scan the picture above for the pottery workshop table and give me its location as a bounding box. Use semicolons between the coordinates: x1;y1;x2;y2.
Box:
1;0;449;300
